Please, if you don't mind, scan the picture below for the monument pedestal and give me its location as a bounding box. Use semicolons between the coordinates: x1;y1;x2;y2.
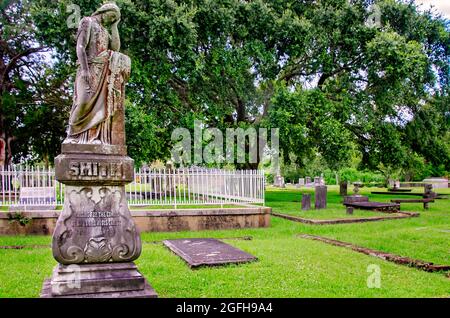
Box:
41;144;157;298
41;262;157;298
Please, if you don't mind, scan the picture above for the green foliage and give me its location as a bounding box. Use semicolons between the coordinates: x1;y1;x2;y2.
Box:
3;0;447;175
7;212;31;226
338;167;384;184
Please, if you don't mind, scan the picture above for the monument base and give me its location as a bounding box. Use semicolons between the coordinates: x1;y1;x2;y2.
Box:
40;262;157;298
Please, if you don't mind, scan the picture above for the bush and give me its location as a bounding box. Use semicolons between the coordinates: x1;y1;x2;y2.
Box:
338;168;384;184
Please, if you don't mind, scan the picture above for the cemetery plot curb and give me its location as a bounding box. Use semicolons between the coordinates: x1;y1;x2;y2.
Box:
163;238;257;268
271;211;419;225
298;234;450;273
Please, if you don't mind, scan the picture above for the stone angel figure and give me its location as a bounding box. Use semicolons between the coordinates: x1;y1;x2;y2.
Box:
64;2;130;145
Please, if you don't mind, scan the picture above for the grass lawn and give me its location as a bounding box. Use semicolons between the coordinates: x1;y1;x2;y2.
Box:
0;186;449;298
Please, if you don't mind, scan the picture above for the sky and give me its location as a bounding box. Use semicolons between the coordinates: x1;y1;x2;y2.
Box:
415;0;450;19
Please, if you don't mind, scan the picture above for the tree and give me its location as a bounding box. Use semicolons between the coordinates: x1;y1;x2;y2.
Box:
24;0;450;172
0;0;47;166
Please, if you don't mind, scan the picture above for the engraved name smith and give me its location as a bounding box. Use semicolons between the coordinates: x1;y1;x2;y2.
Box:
69;161;123;177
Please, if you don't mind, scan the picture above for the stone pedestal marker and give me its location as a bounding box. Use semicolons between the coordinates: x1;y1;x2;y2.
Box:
315;186;327;209
41;3;156;298
301;194;311;210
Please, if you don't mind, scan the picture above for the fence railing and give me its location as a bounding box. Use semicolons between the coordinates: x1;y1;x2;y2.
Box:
0;166;265;208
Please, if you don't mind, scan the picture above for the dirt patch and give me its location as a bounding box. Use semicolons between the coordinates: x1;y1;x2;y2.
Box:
272;211;419;225
298;234;450;273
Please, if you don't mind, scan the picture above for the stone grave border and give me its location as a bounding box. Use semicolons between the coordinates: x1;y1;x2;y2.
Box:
0;206;271;235
298;234;450;274
271;211;419;225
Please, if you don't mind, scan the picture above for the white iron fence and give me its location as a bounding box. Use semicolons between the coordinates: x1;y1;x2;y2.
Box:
0;166;265;208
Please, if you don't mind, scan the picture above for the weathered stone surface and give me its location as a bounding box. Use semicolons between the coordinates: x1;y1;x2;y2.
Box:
301;194;311;210
41;279;157;298
343;195;369;204
346;206;354;215
0;207;271;235
339;181;348;196
52;186;141;265
343;201;400;213
315;186;327;209
163;238;257;268
40;262;157;298
55;153;134;186
314;177;320;186
61;144;127;156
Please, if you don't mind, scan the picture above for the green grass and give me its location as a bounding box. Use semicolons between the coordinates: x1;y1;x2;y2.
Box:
0;186;449;298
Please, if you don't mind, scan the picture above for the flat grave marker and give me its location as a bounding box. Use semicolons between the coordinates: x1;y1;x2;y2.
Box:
163;238;257;268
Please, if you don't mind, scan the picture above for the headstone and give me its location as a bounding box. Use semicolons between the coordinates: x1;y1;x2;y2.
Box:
305;176;311;184
346;206;354;215
339;181;348;196
424;184;436;198
315;186;327;209
41;3;156;298
163;238;257;268
314;177;320;186
298;178;305;186
301;194;311;210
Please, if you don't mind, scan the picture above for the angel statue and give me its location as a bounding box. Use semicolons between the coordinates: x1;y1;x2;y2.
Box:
64;1;130;145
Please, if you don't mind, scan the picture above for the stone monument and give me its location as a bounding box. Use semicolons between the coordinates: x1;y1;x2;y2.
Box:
314;185;327;209
41;2;156;298
339;181;348;196
343;181;368;204
301;194;311;210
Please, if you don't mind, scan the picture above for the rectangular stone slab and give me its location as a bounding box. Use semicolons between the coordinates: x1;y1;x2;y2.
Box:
163;238;257;268
41;262;157;298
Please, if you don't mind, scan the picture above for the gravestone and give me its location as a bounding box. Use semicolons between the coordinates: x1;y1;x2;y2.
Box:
298;178;305;186
346;206;354;215
301;194;311;210
163;238;256;268
314;177;320;186
339;181;348;196
41;3;156;298
315;186;327;209
305;176;311;184
423;184;436;210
